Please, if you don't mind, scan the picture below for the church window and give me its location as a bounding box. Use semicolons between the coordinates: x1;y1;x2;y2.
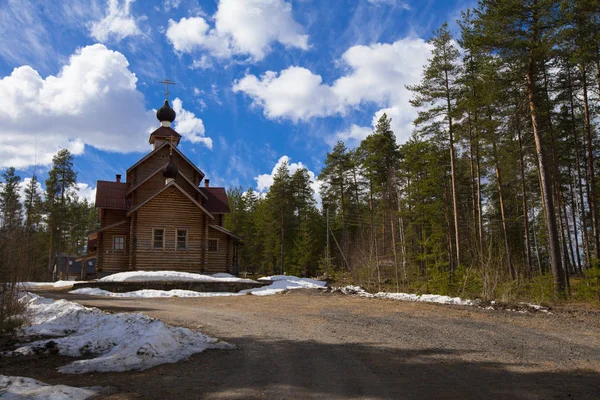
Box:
176;229;188;250
153;229;165;249
113;236;125;251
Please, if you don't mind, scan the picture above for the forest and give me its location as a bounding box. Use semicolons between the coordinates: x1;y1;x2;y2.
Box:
0;150;97;283
223;0;600;302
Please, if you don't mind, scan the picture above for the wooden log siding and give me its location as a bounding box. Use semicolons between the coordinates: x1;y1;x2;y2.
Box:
133;186;228;272
205;228;233;273
101;221;130;273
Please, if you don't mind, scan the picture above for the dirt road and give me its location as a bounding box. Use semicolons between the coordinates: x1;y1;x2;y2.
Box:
3;290;600;399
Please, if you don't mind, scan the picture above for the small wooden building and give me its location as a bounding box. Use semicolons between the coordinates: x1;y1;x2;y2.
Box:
82;98;241;277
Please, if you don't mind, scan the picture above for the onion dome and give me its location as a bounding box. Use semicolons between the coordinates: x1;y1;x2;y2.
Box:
156;99;176;123
163;160;179;179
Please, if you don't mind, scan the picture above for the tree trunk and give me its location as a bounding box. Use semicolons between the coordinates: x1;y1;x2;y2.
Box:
516;115;533;273
527;61;567;295
567;66;592;268
568;168;584;275
493;140;516;280
580;64;600;260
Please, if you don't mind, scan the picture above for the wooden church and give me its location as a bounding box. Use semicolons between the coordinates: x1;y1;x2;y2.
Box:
81;90;241;277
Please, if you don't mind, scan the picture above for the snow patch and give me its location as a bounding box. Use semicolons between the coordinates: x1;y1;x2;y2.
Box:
70;288;240;298
334;285;475;306
99;270;257;283
69;276;328;298
0;375;102;400
10;294;233;374
20;281;85;289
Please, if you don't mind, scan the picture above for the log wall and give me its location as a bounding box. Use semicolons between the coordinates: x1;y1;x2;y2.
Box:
133;186;227;272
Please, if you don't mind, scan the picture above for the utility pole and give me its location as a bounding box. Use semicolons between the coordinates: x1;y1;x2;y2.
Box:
326;208;330;274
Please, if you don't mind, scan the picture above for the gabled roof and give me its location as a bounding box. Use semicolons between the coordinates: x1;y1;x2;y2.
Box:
149;126;182;144
95;181;130;209
209;224;242;242
199;187;230;214
127;141;205;180
126;160;208;200
127;181;214;219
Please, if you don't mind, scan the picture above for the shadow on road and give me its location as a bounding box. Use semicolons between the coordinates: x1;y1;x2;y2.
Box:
3;336;599;399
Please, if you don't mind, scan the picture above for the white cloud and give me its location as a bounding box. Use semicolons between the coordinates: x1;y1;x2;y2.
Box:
234;37;432;144
0;44;211;169
327;124;373;147
172;98;213;149
89;0;141;42
367;0;411;9
74;182;97;204
255;155;322;207
166;0;308;62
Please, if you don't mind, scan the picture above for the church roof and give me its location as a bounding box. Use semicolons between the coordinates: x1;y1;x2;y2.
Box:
149;126;182;144
127;141;205;179
199;187;230;214
127;181;215;219
95;181;130;209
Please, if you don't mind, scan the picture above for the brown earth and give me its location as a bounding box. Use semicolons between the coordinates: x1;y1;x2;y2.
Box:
2;289;600;400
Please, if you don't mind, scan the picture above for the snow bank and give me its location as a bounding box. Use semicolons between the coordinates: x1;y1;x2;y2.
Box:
335;285;476;306
70;288;240;298
259;275;326;287
20;281;85;289
70;276;328;298
0;375;102;400
99;270;256;283
11;294;233;374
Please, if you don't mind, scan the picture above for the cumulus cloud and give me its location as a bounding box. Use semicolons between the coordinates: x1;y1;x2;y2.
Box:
172;98;212;149
89;0;142;42
166;0;308;62
234;37;432;144
74;182;98;204
0;44;210;169
255;155;322;206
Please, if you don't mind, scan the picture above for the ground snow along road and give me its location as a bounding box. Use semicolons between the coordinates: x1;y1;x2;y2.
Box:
5;290;600;400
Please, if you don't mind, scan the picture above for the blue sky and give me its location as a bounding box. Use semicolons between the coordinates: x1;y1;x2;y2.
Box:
0;0;472;202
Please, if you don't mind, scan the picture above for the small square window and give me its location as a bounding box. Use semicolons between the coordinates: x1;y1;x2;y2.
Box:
207;239;218;252
113;236;125;250
153;229;164;249
177;229;188;250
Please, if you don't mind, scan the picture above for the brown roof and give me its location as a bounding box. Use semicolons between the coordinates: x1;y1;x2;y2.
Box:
149;126;182;144
127;141;205;179
95;181;130;209
200;187;230;214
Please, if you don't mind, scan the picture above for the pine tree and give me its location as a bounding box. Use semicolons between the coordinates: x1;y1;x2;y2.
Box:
407;23;462;274
474;0;568;295
45;149;78;272
0;168;22;232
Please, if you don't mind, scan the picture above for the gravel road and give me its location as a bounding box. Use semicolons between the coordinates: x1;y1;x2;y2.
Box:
3;290;600;399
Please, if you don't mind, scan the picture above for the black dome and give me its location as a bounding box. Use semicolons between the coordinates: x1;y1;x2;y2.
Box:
157;99;176;122
163;160;179;179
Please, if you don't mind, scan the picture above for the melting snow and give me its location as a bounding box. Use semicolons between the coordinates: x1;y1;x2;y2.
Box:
69;276;327;298
99;270;257;283
0;375;102;400
9;294;233;374
20;281;85;289
335;285;476;306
